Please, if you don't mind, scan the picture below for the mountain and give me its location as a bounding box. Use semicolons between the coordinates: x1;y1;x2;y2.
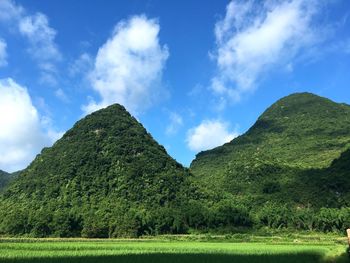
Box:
0;170;11;191
0;104;193;238
1;93;349;237
0;170;21;191
190;93;350;208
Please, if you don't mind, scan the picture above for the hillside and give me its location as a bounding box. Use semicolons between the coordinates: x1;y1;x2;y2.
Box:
0;170;11;191
0;104;193;238
190;93;350;208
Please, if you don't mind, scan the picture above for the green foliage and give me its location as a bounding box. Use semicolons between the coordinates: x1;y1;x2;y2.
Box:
192;92;350;175
254;203;350;233
262;181;281;194
191;93;350;232
1;93;350;237
0;170;17;191
0;104;193;237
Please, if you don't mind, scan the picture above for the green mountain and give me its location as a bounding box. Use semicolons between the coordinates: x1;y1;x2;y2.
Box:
0;170;21;191
0;104;192;238
0;170;11;191
1;93;349;237
190;93;350;208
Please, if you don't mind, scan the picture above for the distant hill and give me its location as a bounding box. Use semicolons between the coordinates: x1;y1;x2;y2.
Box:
190;93;350;208
0;104;193;237
0;170;11;191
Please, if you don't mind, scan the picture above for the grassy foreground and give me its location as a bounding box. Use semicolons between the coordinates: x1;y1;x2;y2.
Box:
0;235;348;263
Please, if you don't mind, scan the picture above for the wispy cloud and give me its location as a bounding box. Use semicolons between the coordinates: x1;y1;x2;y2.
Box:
83;15;169;115
0;0;61;85
55;88;69;103
186;119;239;152
18;13;61;61
166;112;183;135
69;53;93;77
210;0;324;107
330;38;350;55
0;38;7;66
0;0;23;22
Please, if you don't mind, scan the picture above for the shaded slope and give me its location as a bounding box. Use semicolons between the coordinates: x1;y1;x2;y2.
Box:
312;148;350;206
0;104;192;237
0;170;11;191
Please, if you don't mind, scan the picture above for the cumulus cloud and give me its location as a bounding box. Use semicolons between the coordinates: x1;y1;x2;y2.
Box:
83;15;169;115
0;78;61;172
166;112;183;135
186;119;239;152
211;0;322;105
0;38;7;66
0;0;61;84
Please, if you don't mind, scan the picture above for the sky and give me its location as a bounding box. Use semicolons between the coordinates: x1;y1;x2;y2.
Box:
0;0;350;172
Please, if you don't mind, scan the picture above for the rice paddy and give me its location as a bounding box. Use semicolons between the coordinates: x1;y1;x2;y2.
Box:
0;235;348;263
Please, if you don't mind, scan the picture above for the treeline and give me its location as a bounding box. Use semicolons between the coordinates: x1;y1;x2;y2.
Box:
1;199;349;238
186;202;350;234
255;205;350;232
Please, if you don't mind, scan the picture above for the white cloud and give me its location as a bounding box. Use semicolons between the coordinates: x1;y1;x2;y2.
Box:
0;38;7;66
211;0;322;105
186;119;239;152
0;0;61;84
83;15;169;115
18;12;61;61
18;13;62;86
166;112;183;135
0;78;61;172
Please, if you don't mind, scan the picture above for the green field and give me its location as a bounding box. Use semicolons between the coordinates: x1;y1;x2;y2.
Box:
0;235;348;263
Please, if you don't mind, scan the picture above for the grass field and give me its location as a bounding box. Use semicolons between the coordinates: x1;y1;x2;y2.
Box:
0;235;348;263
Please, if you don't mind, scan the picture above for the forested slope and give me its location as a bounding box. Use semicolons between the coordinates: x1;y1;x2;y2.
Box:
0;104;193;237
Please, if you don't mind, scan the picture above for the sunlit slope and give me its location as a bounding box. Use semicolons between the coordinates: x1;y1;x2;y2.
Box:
0;104;192;237
190;93;350;206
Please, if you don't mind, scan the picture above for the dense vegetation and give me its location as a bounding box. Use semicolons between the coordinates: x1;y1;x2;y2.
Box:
0;170;13;191
0;93;349;237
0;104;194;237
190;93;350;232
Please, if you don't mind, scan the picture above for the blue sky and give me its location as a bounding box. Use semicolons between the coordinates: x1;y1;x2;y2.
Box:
0;0;350;172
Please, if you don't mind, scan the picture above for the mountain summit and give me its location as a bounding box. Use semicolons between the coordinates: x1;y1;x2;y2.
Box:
0;104;191;237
